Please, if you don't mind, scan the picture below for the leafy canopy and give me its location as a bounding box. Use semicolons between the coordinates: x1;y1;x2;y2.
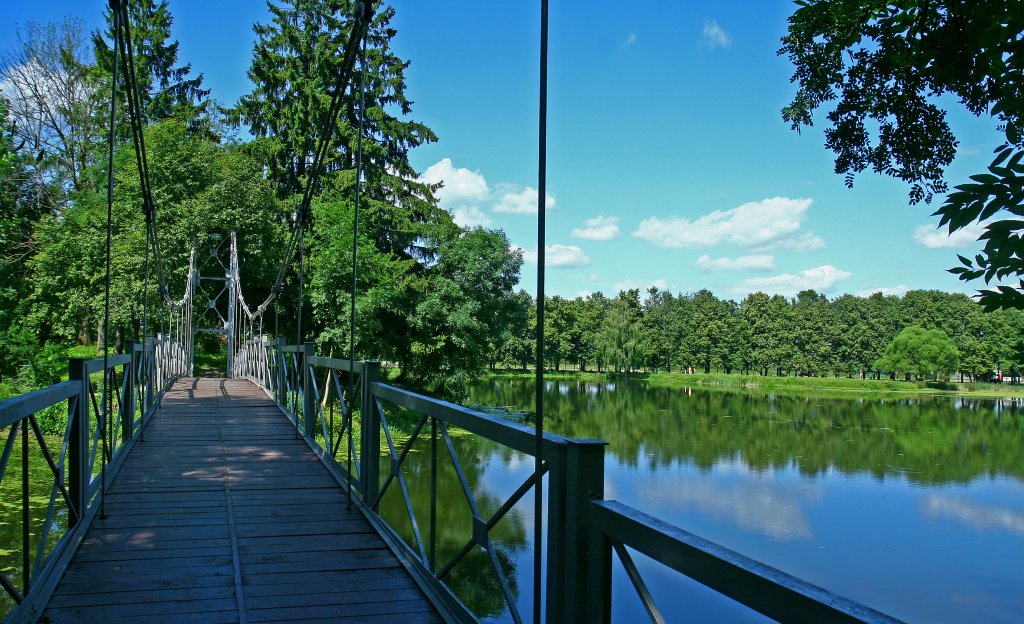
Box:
780;0;1024;309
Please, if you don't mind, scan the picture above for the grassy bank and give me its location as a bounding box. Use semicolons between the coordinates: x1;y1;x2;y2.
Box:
485;369;1024;398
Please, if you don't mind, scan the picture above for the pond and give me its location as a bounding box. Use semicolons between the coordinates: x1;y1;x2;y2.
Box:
378;377;1024;623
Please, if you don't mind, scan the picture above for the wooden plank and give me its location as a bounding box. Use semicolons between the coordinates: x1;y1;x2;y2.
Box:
46;584;237;608
42;377;441;624
246;598;438;622
257;613;442;624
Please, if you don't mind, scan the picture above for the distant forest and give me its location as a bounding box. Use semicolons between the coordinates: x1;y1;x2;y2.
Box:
497;288;1024;382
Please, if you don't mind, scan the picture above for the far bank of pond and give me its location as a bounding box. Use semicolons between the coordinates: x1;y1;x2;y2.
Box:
376;374;1024;623
486;368;1024;399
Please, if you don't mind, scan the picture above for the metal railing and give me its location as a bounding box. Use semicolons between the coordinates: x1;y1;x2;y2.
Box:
0;338;188;623
235;337;901;623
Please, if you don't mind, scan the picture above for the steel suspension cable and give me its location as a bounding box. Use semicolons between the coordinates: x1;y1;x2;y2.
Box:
346;34;367;512
100;0;122;522
534;0;549;620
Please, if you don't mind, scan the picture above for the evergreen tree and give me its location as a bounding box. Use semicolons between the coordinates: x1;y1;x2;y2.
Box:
94;0;210;127
235;0;446;260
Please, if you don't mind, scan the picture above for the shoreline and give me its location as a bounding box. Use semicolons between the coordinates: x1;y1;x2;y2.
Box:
484;369;1024;400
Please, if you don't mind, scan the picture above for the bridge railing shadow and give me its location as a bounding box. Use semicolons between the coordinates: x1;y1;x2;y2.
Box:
0;337;189;623
232;336;902;624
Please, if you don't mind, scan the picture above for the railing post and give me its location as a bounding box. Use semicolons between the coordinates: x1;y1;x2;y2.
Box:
275;338;286;407
302;342;316;434
145;337;155;410
546;439;608;623
67;358;90;527
122;345;137;442
360;361;381;508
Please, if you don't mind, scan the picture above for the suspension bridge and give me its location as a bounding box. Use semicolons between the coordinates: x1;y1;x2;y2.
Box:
0;1;906;623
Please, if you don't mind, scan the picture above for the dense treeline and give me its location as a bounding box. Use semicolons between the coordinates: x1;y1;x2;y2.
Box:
495;288;1024;383
0;1;521;400
3;2;1022;403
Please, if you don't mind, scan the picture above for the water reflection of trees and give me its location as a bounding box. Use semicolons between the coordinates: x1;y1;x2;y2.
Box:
378;431;526;620
471;379;1024;485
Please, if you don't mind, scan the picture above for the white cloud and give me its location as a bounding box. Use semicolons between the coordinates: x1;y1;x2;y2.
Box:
493;185;556;214
696;254;775;272
613;278;669;293
754;232;826;252
702;18;731;48
571;215;620;241
518;244;590;268
913;221;986;249
420;158;489;208
633;197;814;249
621;33;637;47
451;206;492;228
855;285;909;298
737;265;852;297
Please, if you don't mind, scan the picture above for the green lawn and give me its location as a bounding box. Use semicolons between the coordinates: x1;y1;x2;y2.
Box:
485;368;1024;398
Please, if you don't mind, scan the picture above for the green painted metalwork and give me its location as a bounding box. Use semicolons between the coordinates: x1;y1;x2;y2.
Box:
0;340;188;623
235;340;906;624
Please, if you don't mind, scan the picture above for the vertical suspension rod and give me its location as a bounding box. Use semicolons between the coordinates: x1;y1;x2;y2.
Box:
347;30;367;512
100;0;122;522
534;0;549;621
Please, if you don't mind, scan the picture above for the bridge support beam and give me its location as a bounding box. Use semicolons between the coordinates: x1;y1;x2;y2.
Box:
67;358;90;527
359;361;381;509
546;439;609;623
302;343;316;434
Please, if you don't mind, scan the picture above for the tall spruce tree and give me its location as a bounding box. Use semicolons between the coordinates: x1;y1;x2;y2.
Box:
235;0;448;260
94;0;210;127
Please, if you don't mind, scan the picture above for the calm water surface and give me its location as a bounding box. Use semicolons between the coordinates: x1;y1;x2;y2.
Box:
379;378;1024;623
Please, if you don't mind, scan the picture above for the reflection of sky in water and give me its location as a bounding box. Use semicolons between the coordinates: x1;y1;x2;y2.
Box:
597;450;1024;624
462;381;1024;623
461;448;1024;624
921;494;1024;535
629;454;820;541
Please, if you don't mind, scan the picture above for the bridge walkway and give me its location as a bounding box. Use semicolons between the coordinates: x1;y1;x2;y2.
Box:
40;378;442;624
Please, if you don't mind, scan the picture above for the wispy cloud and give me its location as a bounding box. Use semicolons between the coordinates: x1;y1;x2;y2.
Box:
571;215;621;241
620;33;637;47
696;254;775;272
633;197;817;250
737;265;851;297
753;232;826;253
493;185;556;215
913;221;985;249
702;18;731;48
420;158;556;225
518;244;590;268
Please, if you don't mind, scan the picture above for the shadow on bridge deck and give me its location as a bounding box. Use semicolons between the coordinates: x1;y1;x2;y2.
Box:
41;378;442;624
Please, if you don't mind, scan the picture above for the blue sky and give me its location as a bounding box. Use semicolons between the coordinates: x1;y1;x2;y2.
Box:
1;1;1002;301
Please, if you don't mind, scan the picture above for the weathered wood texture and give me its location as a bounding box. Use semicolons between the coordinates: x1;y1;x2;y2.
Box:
41;378;442;624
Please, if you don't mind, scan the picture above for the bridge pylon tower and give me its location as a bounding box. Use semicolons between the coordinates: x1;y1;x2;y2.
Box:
190;232;237;377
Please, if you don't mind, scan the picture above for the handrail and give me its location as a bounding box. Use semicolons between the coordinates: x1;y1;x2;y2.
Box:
589;500;903;624
0;382;77;428
369;382;569;457
0;339;186;623
234;338;902;623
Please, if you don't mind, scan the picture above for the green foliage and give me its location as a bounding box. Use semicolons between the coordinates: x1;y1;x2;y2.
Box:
27;118;283;350
94;0;210;128
492;288;1022;385
234;0;444;261
403;228;524;398
875;326;960;381
781;1;1024;308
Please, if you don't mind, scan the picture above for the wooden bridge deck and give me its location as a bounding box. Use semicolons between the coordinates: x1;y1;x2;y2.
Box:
41;378;442;624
